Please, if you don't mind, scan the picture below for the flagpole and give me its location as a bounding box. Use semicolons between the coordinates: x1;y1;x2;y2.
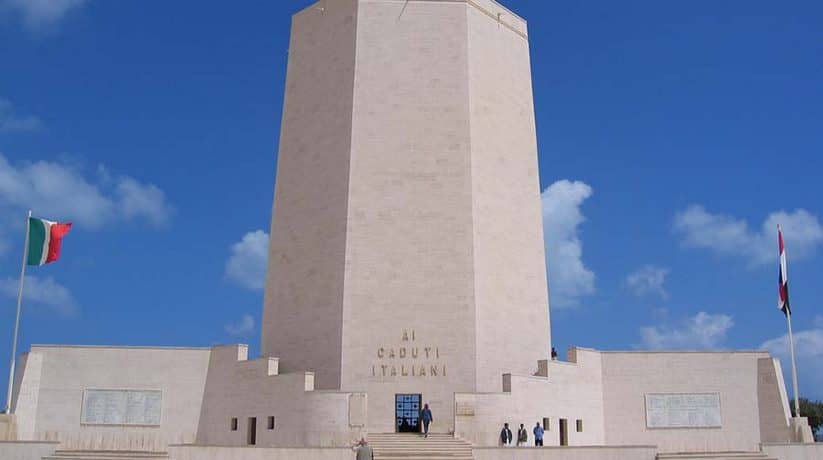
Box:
778;223;801;418
5;210;31;414
786;310;801;417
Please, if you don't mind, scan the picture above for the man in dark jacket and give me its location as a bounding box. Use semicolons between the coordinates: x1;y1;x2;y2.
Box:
500;423;513;446
517;423;528;446
420;403;433;438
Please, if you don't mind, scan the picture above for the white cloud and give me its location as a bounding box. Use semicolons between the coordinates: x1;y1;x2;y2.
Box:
0;0;86;31
640;311;734;350
116;177;174;227
225;230;269;291
542;180;595;309
0;153;173;230
761;326;823;401
674;205;823;267
225;314;256;337
625;265;669;299
0;275;76;316
0;98;43;133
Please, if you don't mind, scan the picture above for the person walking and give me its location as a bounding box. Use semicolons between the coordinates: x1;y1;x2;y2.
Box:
517;423;528;446
533;422;544;447
353;438;374;460
500;423;513;446
420;403;433;438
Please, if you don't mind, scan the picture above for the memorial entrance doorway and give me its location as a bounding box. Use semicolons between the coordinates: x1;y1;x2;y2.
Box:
395;394;422;433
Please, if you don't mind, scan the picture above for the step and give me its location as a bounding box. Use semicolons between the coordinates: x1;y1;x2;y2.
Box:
43;457;167;460
44;450;168;460
657;452;775;460
658;458;775;460
368;434;473;460
44;457;167;460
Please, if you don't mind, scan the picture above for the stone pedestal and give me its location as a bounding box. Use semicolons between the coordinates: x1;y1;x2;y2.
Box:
789;416;814;443
0;413;16;441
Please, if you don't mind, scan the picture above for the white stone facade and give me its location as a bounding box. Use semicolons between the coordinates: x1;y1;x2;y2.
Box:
10;345;210;451
3;1;819;459
262;0;550;436
5;344;808;454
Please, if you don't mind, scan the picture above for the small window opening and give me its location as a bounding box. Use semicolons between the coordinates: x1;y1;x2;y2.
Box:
542;417;551;431
248;417;257;445
268;416;275;430
230;417;238;431
576;419;583;432
559;419;568;446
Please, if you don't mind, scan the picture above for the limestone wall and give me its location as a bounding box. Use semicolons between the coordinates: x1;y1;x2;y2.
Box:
263;0;553;436
0;441;59;460
455;348;606;447
466;0;551;394
762;443;823;460
758;358;793;442
0;414;16;441
342;0;478;434
337;0;553;434
261;0;358;392
472;446;657;460
11;345;211;451
11;351;39;440
169;445;354;460
601;351;779;453
195;345;365;447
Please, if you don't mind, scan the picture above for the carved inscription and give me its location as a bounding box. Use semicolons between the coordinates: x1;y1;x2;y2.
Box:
81;389;162;426
372;330;446;378
645;393;721;428
455;401;475;416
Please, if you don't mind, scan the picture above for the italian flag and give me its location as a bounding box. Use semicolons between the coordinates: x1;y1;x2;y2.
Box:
27;217;72;266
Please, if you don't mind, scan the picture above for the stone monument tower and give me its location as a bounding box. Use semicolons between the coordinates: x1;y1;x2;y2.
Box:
7;1;812;453
262;0;550;432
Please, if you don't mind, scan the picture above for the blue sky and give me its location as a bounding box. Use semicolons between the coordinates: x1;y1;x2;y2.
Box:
1;0;822;404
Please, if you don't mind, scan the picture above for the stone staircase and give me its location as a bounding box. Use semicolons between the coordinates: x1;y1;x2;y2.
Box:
369;433;474;460
42;450;169;460
657;451;776;460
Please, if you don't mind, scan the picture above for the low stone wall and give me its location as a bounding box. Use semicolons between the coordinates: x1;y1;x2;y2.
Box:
472;446;658;460
35;429;196;452
762;443;823;460
196;345;366;447
0;414;15;440
0;441;59;460
456;351;607;447
168;445;355;460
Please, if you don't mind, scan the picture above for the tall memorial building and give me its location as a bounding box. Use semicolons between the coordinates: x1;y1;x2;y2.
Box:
1;1;819;459
261;0;550;433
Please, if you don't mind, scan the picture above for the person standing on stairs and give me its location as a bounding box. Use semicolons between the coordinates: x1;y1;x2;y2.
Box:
353;438;374;460
420;403;433;438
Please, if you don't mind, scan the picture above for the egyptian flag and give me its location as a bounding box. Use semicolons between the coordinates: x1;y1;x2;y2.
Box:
26;217;72;266
778;225;791;317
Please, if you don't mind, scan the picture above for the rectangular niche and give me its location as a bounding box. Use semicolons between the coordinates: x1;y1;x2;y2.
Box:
81;389;162;426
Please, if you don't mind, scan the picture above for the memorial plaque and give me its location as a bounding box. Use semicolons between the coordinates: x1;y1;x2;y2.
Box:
81;390;162;426
455;401;475;416
645;393;721;428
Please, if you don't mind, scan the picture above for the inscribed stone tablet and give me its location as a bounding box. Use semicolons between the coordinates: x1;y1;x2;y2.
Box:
82;391;106;424
645;393;721;428
455;401;475;416
81;390;162;426
143;392;162;425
